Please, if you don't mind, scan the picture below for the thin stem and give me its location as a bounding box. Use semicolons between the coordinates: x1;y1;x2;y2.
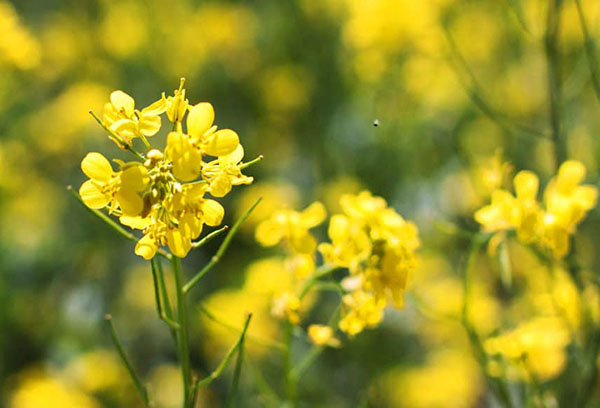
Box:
89;110;145;160
239;155;264;170
291;304;341;379
172;257;192;408
298;264;338;300
105;315;150;407
155;257;174;319
68;186;172;260
226;314;252;408
195;314;252;389
150;258;180;330
197;304;286;351
443;25;548;140
460;237;514;408
183;198;262;294
574;0;600;103
283;322;297;407
191;226;229;248
545;0;566;167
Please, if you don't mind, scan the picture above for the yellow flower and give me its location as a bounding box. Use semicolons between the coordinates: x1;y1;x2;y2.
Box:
338;290;386;336
474;170;541;243
484;316;570;381
78;152;148;216
103;90;166;144
202;145;254;197
187;102;240;157
164;78;189;123
271;291;301;325
255;202;326;254
318;191;419;334
308;324;341;347
80;81;256;259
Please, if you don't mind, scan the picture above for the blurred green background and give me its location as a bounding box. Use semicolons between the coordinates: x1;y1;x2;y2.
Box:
2;0;600;407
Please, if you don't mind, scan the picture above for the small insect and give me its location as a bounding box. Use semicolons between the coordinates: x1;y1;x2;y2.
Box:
373;119;380;127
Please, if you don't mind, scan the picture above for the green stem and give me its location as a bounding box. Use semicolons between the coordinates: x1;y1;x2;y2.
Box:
197;304;286;351
239;155;264;170
155;257;174;319
545;0;566;167
172;257;192;407
574;0;600;103
191;226;229;248
298;264;338;300
183;198;262;294
226;314;252;408
150;258;180;330
460;238;514;408
443;25;548;140
88;110;145;160
68;186;172;260
105;315;150;407
284;322;297;407
195;314;252;389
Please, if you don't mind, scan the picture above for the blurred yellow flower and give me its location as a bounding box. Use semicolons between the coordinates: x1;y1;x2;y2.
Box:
475;160;598;258
484;316;571;381
255;202;326;254
319;191;419;334
308;324;341;347
0;1;40;70
9;370;99;408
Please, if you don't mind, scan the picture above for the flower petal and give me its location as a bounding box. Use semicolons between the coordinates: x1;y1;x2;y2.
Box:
81;152;113;182
187;102;214;138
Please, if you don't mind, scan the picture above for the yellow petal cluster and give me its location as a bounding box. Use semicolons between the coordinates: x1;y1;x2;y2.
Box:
475;160;597;258
255;202;327;254
484;316;570;381
80;81;256;259
319;191;420;335
307;324;341;347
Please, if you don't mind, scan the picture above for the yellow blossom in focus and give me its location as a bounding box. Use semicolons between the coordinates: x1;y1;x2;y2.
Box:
103;90;166;144
308;324;341;347
80;81;256;259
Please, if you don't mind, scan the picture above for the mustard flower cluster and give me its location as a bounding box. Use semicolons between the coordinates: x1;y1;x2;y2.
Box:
255;202;327;324
255;191;419;337
319;192;420;335
79;80;254;259
475;160;598;258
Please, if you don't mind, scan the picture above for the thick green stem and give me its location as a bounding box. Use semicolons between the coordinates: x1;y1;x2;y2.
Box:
172;257;192;407
150;258;180;330
545;0;566;167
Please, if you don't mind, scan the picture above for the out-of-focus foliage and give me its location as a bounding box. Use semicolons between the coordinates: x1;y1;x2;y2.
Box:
2;0;600;406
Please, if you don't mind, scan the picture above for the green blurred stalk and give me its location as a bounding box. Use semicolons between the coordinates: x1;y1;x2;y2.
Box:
545;0;566;167
574;0;600;103
172;257;192;407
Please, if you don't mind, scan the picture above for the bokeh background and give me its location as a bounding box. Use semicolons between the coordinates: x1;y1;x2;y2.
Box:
2;0;600;407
